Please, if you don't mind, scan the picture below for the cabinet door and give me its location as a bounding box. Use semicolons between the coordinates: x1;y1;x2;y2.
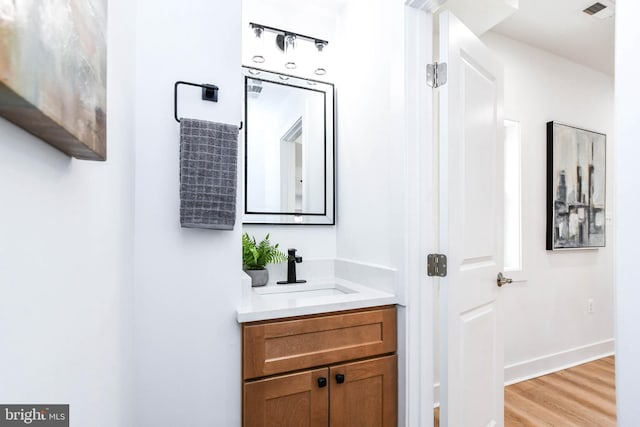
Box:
243;306;396;380
330;355;397;427
244;368;329;427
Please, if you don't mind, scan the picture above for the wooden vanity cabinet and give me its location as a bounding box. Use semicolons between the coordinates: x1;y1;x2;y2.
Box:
242;306;397;427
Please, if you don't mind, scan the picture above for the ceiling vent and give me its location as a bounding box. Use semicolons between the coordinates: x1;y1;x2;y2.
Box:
582;1;614;19
583;2;607;15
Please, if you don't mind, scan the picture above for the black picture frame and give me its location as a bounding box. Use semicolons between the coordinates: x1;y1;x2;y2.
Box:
546;121;606;250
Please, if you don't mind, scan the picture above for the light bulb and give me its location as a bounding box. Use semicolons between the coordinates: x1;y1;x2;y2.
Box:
284;34;297;70
252;26;265;64
314;41;327;76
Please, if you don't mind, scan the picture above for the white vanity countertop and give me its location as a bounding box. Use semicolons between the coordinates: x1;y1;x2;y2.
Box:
236;277;398;323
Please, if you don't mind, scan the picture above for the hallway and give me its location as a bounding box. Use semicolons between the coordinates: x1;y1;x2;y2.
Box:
435;356;616;426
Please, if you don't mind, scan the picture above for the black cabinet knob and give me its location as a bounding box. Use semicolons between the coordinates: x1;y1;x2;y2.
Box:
335;374;345;384
317;377;327;388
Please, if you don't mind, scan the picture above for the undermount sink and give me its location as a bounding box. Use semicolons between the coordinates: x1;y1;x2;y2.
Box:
253;282;357;300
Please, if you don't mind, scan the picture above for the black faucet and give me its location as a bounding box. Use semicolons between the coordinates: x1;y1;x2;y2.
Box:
277;248;307;284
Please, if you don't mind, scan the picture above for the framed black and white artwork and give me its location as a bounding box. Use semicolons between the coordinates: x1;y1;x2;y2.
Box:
546;122;606;250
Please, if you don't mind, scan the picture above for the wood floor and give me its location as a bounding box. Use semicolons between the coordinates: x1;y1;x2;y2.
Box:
434;356;616;426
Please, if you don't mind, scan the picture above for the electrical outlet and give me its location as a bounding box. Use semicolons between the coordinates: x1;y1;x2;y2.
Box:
588;298;594;314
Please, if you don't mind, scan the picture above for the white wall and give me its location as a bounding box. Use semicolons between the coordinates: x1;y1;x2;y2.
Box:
0;0;136;425
133;1;243;426
614;0;640;422
481;32;615;382
335;0;407;272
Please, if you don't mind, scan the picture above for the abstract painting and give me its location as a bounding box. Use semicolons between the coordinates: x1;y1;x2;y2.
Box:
0;0;107;160
547;122;606;250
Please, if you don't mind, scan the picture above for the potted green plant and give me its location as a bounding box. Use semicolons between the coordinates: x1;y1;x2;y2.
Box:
242;233;287;287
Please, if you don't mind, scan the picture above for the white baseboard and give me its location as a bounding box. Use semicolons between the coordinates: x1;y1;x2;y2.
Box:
504;339;615;386
433;338;615;406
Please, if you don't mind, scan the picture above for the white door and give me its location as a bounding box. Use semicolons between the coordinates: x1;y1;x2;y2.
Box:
437;11;505;427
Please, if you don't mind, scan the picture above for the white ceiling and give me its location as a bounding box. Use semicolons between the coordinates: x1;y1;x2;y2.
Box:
491;0;615;75
259;0;615;76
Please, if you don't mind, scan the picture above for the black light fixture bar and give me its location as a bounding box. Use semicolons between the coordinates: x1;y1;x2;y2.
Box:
249;22;329;46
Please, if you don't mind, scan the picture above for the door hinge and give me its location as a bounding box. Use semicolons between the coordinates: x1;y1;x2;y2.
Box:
426;62;447;88
427;254;447;277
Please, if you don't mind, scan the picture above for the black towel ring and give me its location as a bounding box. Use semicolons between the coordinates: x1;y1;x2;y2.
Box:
174;80;243;131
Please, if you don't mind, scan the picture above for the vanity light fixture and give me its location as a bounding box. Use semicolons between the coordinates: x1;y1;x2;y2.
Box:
314;40;327;76
249;22;329;75
251;25;265;64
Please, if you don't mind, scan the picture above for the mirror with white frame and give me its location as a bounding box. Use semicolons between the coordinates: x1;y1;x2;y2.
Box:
242;67;335;225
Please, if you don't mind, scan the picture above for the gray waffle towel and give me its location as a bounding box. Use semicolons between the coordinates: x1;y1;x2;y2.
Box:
180;118;238;230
